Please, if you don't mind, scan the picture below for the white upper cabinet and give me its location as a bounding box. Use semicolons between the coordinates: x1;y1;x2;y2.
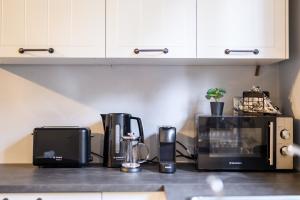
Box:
0;0;289;64
0;0;105;58
197;0;288;59
106;0;196;58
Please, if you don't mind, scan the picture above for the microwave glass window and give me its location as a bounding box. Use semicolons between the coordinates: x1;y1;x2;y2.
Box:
209;128;263;157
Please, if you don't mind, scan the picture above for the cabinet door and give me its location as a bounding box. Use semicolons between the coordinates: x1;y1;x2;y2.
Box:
0;193;102;200
0;0;28;57
107;0;196;58
197;0;287;59
48;0;105;57
0;0;105;58
102;192;167;200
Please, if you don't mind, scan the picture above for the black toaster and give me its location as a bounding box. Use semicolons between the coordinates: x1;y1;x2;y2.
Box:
33;127;92;167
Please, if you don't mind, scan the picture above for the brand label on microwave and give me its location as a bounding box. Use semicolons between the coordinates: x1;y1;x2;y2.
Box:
229;161;243;165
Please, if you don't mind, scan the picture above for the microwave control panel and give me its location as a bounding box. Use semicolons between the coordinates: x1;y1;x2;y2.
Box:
276;117;293;169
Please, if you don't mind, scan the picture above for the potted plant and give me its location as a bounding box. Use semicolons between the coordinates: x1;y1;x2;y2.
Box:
206;88;226;116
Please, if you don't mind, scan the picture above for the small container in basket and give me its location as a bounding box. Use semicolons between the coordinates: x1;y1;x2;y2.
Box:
242;91;264;114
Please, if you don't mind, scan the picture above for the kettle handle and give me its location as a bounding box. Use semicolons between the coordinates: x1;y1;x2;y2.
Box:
131;117;144;143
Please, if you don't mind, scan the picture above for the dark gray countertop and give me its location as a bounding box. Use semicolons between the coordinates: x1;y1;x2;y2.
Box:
0;164;300;200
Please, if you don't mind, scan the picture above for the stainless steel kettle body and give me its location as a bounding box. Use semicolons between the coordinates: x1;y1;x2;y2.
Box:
101;113;144;168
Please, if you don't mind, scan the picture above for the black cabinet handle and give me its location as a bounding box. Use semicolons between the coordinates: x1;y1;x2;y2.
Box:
225;49;259;55
134;48;169;54
18;48;54;54
2;197;42;200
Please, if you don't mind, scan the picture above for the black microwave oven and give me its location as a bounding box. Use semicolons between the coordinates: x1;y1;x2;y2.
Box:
196;116;293;171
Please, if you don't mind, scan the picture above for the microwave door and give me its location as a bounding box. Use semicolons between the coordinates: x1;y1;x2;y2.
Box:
197;117;274;170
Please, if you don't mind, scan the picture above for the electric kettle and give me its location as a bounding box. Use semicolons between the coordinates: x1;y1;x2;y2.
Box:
101;113;144;168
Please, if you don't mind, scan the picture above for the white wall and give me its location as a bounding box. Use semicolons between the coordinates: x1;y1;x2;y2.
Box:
0;64;279;163
279;0;300;169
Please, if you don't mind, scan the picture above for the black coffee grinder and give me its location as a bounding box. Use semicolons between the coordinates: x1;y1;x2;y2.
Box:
159;126;176;173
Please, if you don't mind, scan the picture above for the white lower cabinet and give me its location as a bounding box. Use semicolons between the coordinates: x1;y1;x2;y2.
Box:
0;192;166;200
102;192;167;200
0;193;102;200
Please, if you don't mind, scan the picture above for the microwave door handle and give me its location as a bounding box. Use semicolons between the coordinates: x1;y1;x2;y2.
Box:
269;122;274;166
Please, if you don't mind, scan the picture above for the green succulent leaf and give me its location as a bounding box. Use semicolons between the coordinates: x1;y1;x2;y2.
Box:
205;88;226;102
205;95;211;100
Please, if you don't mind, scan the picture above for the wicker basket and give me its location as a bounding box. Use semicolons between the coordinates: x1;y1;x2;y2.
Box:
242;91;265;114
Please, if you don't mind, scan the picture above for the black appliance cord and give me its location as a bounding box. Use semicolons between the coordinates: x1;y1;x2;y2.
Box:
176;141;196;160
146;141;196;163
176;141;189;151
90;137;195;161
91;152;103;158
176;150;194;160
146;156;159;164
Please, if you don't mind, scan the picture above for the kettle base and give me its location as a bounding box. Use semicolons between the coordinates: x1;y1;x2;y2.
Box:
120;166;141;173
